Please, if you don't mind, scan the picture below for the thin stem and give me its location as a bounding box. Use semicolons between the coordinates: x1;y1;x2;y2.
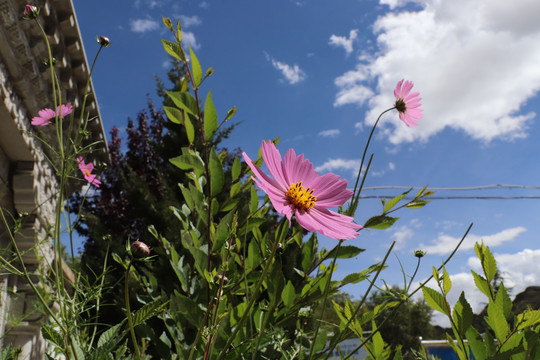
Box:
125;260;141;360
308;240;343;359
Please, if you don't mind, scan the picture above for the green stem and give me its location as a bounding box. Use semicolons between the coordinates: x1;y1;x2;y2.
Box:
125;260;141;359
308;240;343;359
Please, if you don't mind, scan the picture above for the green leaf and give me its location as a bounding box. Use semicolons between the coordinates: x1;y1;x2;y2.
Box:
341;272;368;285
487;300;510;342
364;215;399;230
163;106;194;143
483;245;497;282
516;309;540;330
161;39;185;62
471;270;491;298
281;280;295;307
246;239;261;269
466;327;487;360
422;286;449;315
133;300;168;328
249;186;259;213
313;328;328;353
415;185;428;198
231;156;241;181
213;210;235;251
209;148;224;197
442;267;452;294
326;245;365;259
495;283;512;319
97;323;123;348
453;292;473;335
405;199;429;209
383;189;410;213
41;323;64;348
167;91;198;117
204;90;218;141
189;46;202;87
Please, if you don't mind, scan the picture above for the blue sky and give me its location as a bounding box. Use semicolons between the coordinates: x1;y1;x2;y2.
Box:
72;0;540;325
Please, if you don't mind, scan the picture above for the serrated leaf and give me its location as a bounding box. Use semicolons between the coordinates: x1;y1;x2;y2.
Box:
97;323;123;348
341;272;368;285
487;300;510;342
364;215;399;230
281;280;295;307
472;270;491;298
495;283;512;319
161;39;185;62
453;292;473;335
483;245;497;282
133;300;168;328
516;309;540;330
204;90;218;141
466;327;487;360
313;328;327;353
169;153;204;175
189;46;202;87
383;189;410;213
442;267;452;294
41;323;64;348
422;286;449;315
209;148;224;196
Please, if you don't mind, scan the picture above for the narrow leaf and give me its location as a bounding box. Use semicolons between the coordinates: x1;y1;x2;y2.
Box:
383;190;410;213
189;46;202;87
209;148;224;196
281;280;295;307
231;156;241;181
364;215;399;230
204;90;218;141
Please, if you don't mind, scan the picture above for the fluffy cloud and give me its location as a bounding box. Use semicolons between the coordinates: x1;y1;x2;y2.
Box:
329;29;359;55
421;227;526;255
318;129;340;138
130;18;159;33
182;31;200;50
315;158;361;174
391;225;414;250
179;15;202;28
334;0;540;144
267;56;306;85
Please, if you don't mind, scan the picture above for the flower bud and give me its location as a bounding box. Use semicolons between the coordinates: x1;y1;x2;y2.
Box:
414;250;425;258
23;5;39;19
97;36;111;47
131;241;150;258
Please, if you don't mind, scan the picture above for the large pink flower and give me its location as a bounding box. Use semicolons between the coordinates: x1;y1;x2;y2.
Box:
31;102;73;126
394;80;422;127
243;141;361;240
77;157;102;188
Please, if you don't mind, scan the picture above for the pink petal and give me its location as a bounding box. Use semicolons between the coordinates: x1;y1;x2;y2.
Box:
394;79;404;98
296;207;361;240
261;141;289;189
310;173;352;207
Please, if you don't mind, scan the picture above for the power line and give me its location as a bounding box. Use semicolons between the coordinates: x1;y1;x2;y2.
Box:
362;184;540;191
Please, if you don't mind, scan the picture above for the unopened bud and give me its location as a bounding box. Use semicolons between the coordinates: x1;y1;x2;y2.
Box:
414;250;425;258
23;5;39;19
131;241;150;258
97;36;111;47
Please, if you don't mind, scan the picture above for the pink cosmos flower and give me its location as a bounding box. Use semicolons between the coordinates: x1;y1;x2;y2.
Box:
31;102;73;126
77;157;102;188
243;141;362;240
394;79;422;127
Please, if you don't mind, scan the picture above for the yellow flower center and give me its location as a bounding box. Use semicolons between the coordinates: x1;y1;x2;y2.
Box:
84;169;91;177
285;182;316;211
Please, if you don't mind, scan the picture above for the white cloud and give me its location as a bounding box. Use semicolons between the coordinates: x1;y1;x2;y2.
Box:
266;54;306;84
315;158;361;174
334;0;540;144
180;15;202;28
371;161;396;177
329;29;359;55
130;18;159;33
392;225;414;250
421;226;526;255
318;129;340;138
182;31;201;50
134;0;164;9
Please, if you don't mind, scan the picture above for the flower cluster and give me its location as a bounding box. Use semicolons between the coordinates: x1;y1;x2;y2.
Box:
77;157;102;188
31;103;72;126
